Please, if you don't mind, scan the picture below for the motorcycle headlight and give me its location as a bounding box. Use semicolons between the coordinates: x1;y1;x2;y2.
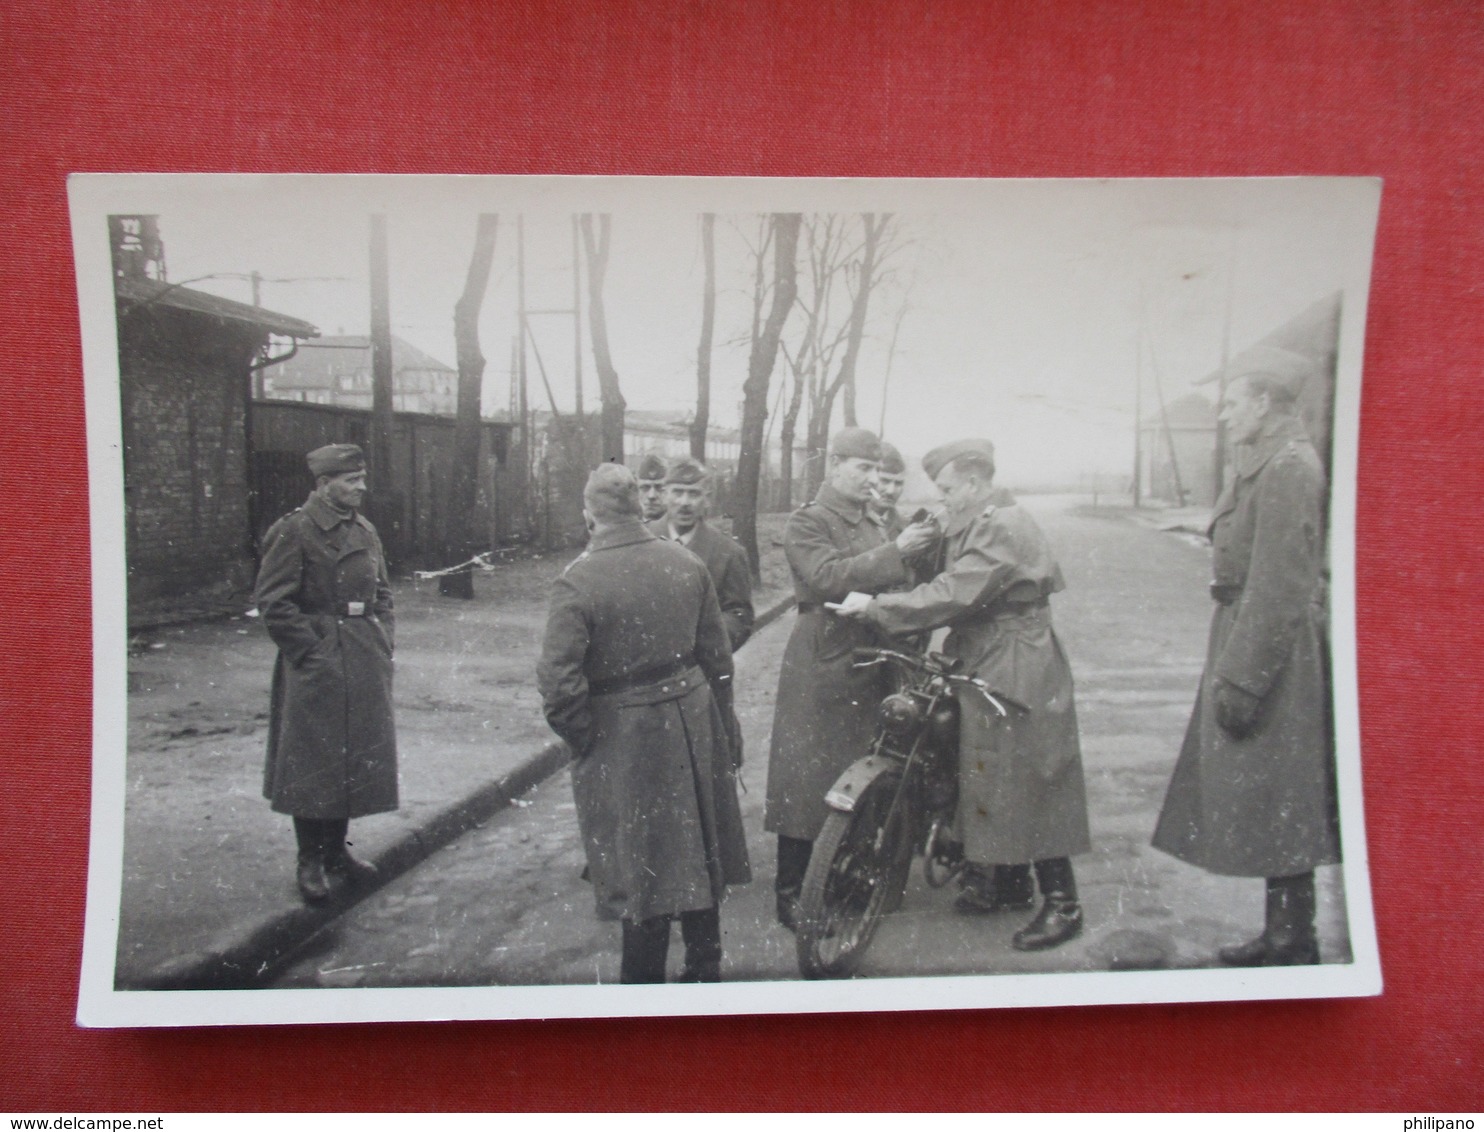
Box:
878;693;922;737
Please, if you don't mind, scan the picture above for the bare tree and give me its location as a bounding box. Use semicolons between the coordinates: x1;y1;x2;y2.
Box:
838;212;891;428
798;213;906;498
733;213;801;574
779;216;848;508
442;214;498;599
691;213;716;461
580;213;625;462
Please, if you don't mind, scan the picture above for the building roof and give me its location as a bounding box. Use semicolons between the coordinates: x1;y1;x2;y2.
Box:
269;335;456;391
1197;292;1342;390
115;275;319;338
623;408;742;443
1140;391;1216;431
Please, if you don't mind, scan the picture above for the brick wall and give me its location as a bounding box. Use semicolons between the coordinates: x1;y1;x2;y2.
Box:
118;304;265;617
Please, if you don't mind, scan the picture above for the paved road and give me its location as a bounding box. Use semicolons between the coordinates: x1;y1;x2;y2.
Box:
272;498;1352;988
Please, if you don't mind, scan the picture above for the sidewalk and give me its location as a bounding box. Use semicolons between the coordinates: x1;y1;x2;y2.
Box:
118;521;794;990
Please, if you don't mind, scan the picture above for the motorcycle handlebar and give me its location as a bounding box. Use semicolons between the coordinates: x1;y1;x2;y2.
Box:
850;646;955;673
850;647;1012;717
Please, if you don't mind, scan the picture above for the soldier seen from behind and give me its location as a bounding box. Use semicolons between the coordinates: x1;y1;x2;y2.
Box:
537;464;750;983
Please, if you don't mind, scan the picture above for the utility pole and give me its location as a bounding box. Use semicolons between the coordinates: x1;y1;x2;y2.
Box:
517;217;535;539
368;215;399;558
572;215;584;424
1132;323;1143;508
1147;330;1188;508
1213;231;1238;503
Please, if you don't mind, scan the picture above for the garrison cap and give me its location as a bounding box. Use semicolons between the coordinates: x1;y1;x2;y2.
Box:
878;441;906;475
584;461;642;520
307;443;366;477
829;427;883;462
636;452;668;481
664;455;710;486
922;438;996;481
1228;345;1312;401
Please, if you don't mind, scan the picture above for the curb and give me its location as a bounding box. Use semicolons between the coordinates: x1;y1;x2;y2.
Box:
132;739;573;990
130;592;796;991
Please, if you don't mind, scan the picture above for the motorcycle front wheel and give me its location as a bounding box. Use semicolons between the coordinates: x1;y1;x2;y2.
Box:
795;770;911;979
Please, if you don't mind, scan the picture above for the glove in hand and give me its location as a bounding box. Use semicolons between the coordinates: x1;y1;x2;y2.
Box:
1214;680;1262;739
726;708;745;770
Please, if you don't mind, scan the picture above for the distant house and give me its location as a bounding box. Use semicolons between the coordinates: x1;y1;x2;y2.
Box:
262;334;459;416
1138;392;1217;507
1140;293;1344;511
620;409;745;467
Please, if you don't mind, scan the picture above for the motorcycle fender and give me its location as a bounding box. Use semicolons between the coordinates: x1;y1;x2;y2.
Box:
823;755;899;813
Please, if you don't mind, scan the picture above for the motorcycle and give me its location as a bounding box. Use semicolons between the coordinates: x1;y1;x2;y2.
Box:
795;645;1015;980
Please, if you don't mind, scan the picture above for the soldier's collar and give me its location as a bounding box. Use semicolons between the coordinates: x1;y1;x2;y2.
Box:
586;519;656;552
943;486;1011;536
815;483;869;524
667;519;704;545
303;492;355;531
1234;415;1308;480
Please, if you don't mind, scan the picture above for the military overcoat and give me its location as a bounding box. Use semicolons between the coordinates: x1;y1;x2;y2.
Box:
255;492;398;819
537;521;750;922
865;488;1091;863
647;517;755;650
1153;416;1340;877
765;484;910;841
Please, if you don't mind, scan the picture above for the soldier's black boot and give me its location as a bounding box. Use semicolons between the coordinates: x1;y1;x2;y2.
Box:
775;835;812;932
1012;857;1083;951
323;818;379;888
293;817;335;905
1218;879;1281;966
1221;872;1319;966
620;915;673;983
954;863;1034;915
677;906;723;982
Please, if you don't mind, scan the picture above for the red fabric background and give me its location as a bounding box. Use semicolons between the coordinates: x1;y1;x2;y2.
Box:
2;0;1480;1111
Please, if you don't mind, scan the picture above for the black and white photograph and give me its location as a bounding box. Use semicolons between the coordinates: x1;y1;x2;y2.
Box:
71;174;1381;1026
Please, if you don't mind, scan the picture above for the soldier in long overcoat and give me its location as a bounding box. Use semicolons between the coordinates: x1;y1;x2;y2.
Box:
764;428;938;929
1153;349;1339;966
254;443;398;904
839;439;1091;951
648;455;755;651
537;463;750;983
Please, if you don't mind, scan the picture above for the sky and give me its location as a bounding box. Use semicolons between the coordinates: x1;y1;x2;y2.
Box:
84;175;1380;487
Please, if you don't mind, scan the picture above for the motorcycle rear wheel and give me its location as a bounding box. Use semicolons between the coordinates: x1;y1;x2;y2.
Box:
795;771;911;979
